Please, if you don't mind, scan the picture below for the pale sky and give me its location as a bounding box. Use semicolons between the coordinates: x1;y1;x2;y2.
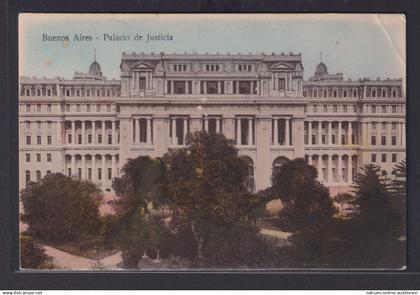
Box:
19;13;405;81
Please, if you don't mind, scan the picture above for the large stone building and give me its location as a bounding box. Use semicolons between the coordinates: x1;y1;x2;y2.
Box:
19;52;406;194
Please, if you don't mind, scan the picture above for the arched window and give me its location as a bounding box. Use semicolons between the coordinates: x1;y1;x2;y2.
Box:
240;156;255;192
272;156;290;176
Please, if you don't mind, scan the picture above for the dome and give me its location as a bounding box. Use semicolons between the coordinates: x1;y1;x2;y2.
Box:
315;62;328;76
89;61;102;76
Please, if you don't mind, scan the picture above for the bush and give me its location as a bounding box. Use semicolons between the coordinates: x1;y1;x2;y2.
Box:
20;233;55;269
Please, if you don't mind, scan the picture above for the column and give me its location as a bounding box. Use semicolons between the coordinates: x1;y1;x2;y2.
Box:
112;121;116;145
308;121;312;145
203;81;207;94
337;155;342;183
147;118;152;144
101;155;106;184
204;118;209;132
71;121;75;145
81;155;86;179
216;118;221;133
183;118;188;144
366;122;370;145
92;121;96;144
172;118;177;145
387;122;392;146
111;155;116;179
348;122;352;145
170;81;174;94
327;155;332;183
136;119;140;144
317;121;322;145
317;157;322;181
397;122;402;146
248;118;253;145
308;155;312;166
71;155;76;178
237;118;241;145
338;122;342;145
92;155;96;182
347;155;353;183
285;119;290;146
328;121;332;145
402;123;406;146
81;121;85;145
102;121;106;145
217;81;221;94
273;119;278;145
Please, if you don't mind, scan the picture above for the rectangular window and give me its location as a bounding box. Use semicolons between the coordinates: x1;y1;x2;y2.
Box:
88;134;92;144
78;134;82;144
174;81;187;94
26;171;30;183
108;134;112;144
372;154;377;163
26;104;31;112
342;135;346;145
47;136;52;145
392;106;397;113
98;134;102;144
167;81;172;94
26;154;30;163
76;104;81;112
96;89;101;96
108;168;112;180
36;104;41;112
47;104;52;112
98;168;102;180
313;105;317;113
86;104;91;112
37;136;41;145
353;105;357;113
139;78;146;89
26;136;31;145
392;154;397;163
106;104;111;112
37;121;41;128
66;104;70;112
68;134;72;144
382;154;387;163
278;79;285;90
36;154;41;162
382;105;387;113
88;168;92;180
68;168;72;177
106;89;111;97
78;168;81;179
25;121;30;128
332;134;336;144
311;135;316;145
381;136;386;145
371;136;376;145
392;136;397;145
96;104;101;112
47;154;51;162
86;90;91;97
323;105;327;112
47;121;52;129
76;90;80;97
372;105;376;113
333;105;337;112
343;105;347;113
322;135;326;144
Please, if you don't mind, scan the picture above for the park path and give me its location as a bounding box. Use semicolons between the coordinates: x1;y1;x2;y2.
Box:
43;245;123;270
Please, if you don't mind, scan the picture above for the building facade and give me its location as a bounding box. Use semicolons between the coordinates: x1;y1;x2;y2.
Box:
19;52;406;194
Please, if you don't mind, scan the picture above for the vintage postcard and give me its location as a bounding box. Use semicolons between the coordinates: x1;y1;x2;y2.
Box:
18;13;406;270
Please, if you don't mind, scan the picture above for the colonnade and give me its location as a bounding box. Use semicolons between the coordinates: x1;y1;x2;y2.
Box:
307;154;357;184
65;153;119;184
133;117;152;144
64;120;119;145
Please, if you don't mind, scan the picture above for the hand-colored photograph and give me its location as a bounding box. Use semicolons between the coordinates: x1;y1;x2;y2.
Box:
18;13;406;270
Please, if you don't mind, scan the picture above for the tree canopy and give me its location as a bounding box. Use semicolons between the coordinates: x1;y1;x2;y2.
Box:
21;173;102;242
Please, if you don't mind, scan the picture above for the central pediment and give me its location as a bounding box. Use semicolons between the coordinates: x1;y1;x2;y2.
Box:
270;62;293;71
131;62;154;70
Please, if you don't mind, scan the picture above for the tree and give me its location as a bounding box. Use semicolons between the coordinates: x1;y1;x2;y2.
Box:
20;233;55;269
267;158;338;266
21;173;102;243
111;156;168;268
390;160;406;197
270;158;336;230
161;131;263;262
350;163;405;268
112;156;166;217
